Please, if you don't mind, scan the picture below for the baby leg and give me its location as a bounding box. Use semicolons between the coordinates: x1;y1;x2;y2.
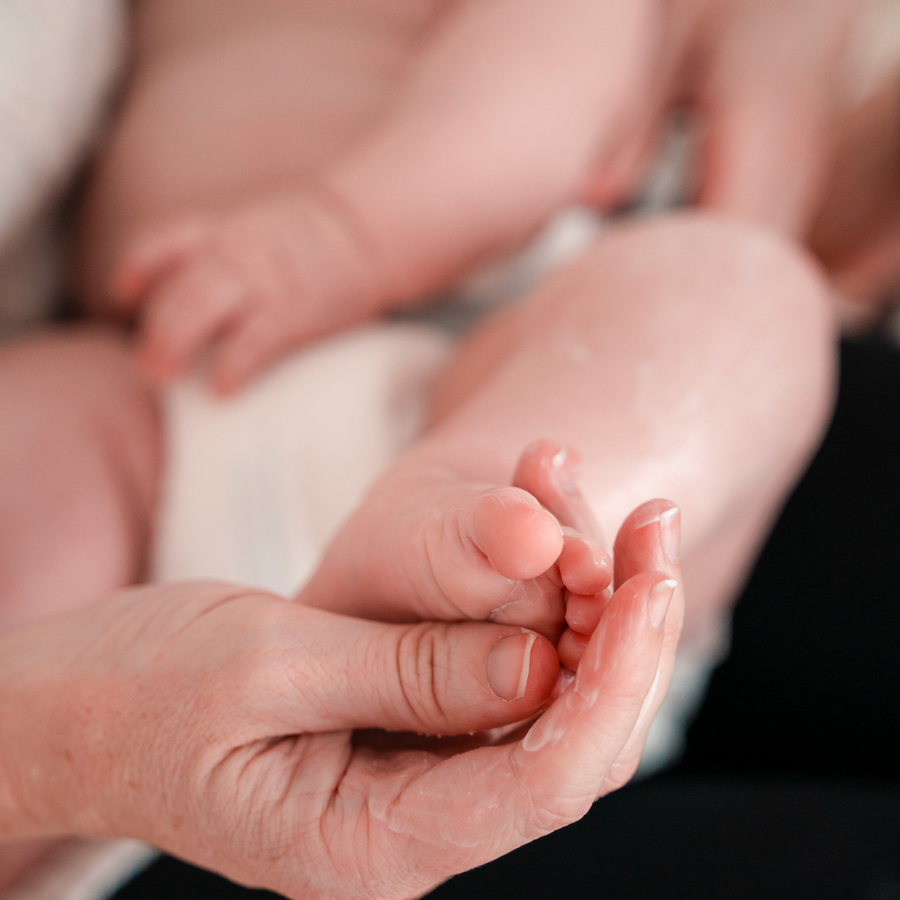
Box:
0;329;161;637
0;329;161;890
302;212;835;647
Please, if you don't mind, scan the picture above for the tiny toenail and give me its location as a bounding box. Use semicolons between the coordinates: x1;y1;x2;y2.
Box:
486;633;536;701
551;448;568;468
648;578;678;630
658;506;680;565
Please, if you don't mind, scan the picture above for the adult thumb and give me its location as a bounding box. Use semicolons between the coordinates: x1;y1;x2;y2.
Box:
259;605;561;737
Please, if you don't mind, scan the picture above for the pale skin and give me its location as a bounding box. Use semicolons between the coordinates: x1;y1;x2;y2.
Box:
300;214;836;652
1;0;843;887
75;0;858;393
0;323;681;894
1;211;834;893
0;568;683;899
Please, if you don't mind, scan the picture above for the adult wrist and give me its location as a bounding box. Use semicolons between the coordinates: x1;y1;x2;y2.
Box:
0;624;103;843
0;632;46;841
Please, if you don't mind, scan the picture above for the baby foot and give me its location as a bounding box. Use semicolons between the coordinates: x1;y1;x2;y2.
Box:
110;188;382;394
299;441;613;641
508;441;681;671
557;498;680;670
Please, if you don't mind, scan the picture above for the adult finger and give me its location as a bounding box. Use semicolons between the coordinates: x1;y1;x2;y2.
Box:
517;569;681;799
231;601;561;736
607;499;685;776
0;583;559;838
358;568;681;888
562;498;680;659
614;498;681;587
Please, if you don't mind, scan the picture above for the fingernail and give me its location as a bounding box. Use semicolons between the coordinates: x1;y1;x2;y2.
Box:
658;506;680;565
648;578;678;629
486;633;536;701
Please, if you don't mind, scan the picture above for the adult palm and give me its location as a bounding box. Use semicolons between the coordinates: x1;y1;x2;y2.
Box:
1;554;679;898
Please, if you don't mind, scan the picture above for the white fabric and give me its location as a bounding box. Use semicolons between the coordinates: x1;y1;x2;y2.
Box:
1;841;156;900
153;323;452;595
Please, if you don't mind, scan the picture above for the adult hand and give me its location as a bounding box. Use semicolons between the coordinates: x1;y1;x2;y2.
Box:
301;441;684;660
0;569;680;899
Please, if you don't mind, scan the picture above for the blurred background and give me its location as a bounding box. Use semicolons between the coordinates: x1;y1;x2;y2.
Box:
5;1;900;898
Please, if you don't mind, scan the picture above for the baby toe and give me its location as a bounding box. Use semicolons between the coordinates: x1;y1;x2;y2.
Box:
558;528;612;596
469;487;564;581
564;589;612;636
558;627;590;671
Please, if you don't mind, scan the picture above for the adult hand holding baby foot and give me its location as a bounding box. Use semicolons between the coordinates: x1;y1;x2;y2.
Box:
0;551;680;899
301;439;682;670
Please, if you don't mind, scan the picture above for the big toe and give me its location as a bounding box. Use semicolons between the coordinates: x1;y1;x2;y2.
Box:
470;487;564;581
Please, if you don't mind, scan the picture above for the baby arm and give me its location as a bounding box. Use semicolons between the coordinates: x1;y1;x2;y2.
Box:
114;0;655;392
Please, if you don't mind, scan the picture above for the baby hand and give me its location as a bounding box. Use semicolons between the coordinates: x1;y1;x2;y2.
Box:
112;188;381;394
107;0;657;394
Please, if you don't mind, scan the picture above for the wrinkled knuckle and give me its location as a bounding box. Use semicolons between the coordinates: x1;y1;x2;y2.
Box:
603;754;642;795
615;679;656;714
395;624;451;732
526;795;588;838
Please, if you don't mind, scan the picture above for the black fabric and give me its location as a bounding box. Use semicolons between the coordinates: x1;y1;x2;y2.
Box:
428;775;900;900
113;339;900;900
109;856;281;900
681;338;900;780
